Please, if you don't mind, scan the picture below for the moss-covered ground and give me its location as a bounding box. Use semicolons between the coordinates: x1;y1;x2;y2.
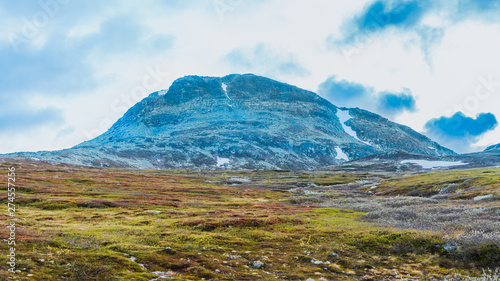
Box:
0;159;498;280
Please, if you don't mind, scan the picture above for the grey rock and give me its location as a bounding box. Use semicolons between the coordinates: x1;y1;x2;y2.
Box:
252;261;264;269
473;194;493;201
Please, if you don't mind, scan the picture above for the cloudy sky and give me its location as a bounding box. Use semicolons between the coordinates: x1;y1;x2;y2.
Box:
1;0;500;154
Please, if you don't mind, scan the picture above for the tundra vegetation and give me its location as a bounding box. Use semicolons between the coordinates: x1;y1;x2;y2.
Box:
0;158;498;280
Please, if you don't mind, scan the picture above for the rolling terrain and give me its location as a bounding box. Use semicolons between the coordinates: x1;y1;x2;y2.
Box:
1;157;498;280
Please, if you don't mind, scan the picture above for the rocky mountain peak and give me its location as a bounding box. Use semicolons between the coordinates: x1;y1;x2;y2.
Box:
11;74;455;170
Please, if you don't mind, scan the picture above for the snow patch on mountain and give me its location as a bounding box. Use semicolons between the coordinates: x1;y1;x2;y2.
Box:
222;82;231;100
400;159;466;169
337;109;371;145
158;89;168;96
222;82;232;107
334;147;349;161
217;156;230;167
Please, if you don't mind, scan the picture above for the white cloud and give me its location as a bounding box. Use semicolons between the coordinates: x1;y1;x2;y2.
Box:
1;0;500;153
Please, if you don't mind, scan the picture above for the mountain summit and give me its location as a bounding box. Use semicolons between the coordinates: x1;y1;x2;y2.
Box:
12;74;455;170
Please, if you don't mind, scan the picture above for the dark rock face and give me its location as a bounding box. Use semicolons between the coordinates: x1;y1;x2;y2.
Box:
11;74;455;170
346;108;454;157
485;143;500;152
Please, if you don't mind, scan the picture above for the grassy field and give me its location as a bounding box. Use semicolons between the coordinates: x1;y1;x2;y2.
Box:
0;158;498;280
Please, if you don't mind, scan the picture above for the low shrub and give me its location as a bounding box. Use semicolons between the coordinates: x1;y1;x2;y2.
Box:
443;268;500;280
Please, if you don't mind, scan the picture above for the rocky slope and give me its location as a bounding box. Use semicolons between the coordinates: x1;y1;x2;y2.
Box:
10;74;455;170
485;143;500;152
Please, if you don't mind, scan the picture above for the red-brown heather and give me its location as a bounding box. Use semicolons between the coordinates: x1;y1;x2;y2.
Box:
0;157;498;280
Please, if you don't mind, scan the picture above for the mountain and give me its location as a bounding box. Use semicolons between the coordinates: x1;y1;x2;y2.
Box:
485;143;500;152
10;74;455;170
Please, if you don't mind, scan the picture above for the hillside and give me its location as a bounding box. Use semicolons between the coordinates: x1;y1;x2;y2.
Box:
9;74;454;170
485;143;500;152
